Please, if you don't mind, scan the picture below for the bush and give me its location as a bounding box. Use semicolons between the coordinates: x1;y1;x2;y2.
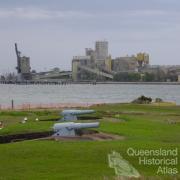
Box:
155;98;163;103
132;95;152;104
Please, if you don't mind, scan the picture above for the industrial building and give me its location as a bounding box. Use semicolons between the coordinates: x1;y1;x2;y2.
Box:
72;41;150;81
178;75;180;82
72;41;113;81
112;56;138;72
19;56;31;74
95;41;108;60
15;43;31;80
14;43;71;82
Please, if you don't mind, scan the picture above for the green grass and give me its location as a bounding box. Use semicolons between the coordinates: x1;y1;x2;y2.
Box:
0;104;179;179
93;103;180;114
0;110;59;135
100;114;180;142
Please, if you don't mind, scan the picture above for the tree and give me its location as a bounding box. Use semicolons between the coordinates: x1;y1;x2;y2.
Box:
143;73;155;82
113;72;141;82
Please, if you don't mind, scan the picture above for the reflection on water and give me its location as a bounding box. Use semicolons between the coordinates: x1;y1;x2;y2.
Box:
0;84;179;106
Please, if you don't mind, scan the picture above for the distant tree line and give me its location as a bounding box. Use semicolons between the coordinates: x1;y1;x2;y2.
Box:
113;72;141;82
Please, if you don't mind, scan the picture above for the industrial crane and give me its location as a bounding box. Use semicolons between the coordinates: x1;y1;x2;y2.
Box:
15;43;21;73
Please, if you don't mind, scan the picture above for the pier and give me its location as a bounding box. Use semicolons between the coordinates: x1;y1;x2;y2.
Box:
0;80;72;85
0;80;180;85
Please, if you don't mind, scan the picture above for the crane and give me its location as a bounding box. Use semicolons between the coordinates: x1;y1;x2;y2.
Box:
15;43;21;73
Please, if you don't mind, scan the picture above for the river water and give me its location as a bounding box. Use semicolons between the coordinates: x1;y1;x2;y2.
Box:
0;84;180;107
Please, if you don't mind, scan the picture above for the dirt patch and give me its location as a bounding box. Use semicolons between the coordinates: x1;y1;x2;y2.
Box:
166;119;180;124
46;129;124;141
102;117;124;123
40;118;59;122
82;132;124;141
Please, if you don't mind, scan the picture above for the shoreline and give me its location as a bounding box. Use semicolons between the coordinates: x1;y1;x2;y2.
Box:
0;101;177;111
73;81;180;85
1;81;180;85
0;102;104;110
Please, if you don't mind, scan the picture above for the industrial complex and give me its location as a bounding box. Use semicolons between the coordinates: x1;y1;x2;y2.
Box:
1;41;180;83
72;41;150;81
72;41;180;82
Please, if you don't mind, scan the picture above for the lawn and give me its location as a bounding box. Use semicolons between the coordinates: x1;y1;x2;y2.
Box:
0;103;179;179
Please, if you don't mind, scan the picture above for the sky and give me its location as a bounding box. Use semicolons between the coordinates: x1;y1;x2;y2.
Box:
0;0;179;73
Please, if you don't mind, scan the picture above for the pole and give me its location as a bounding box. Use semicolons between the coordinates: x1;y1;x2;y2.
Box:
11;99;14;110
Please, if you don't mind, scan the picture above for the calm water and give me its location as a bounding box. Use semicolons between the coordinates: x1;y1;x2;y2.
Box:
0;84;180;106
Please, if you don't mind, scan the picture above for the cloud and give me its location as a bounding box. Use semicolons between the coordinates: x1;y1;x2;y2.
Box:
0;8;94;20
0;7;179;21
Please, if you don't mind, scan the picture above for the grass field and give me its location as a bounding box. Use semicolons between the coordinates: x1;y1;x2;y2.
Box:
0;103;179;179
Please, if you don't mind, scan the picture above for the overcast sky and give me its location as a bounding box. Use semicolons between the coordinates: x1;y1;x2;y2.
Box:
0;0;179;73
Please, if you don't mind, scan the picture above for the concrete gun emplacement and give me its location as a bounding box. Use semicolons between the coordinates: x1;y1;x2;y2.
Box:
53;122;99;137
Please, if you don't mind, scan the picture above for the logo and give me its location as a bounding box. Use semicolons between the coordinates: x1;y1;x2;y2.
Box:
108;151;140;178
